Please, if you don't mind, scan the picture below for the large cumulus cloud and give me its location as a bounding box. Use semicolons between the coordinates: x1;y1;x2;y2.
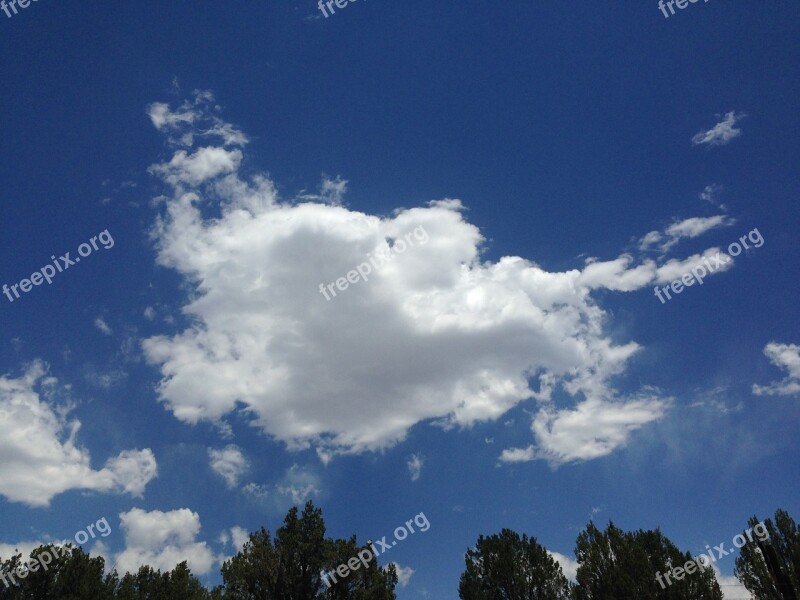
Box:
142;92;739;465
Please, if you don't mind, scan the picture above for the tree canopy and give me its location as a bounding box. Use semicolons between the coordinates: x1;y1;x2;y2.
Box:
2;503;797;600
735;508;800;600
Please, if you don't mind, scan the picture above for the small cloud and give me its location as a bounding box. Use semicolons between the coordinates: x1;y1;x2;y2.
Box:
114;508;217;576
143;307;156;321
219;526;250;551
94;317;112;335
229;526;250;550
699;184;727;211
297;175;348;205
711;565;752;599
689;385;743;414
249;465;321;507
407;453;424;481
588;505;606;521
84;367;127;389
0;362;157;507
639;215;735;253
691;111;746;147
242;482;270;500
208;445;249;488
388;562;415;587
104;449;159;497
498;445;536;463
548;551;579;582
275;465;320;504
753;342;800;397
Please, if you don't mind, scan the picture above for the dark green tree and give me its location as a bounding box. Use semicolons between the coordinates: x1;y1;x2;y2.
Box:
221;527;279;599
458;528;573;600
321;537;397;600
574;521;722;600
0;543;115;600
276;502;327;598
735;509;800;600
111;561;213;600
221;501;396;600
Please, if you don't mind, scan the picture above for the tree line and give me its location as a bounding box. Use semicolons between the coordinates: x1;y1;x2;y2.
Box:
0;503;796;599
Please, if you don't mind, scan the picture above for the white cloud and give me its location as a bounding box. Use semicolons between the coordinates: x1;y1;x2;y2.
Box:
143;306;156;321
752;342;800;397
653;247;734;284
242;482;270;500
0;541;46;561
699;184;727;211
148;146;242;186
241;465;321;507
0;362;157;507
407;453;424;481
229;526;250;551
208;445;249;488
388;562;415;587
548;551;579;582
104;449;158;497
298;175;348;205
84;367;127;389
218;526;250;557
712;566;752;599
148;102;196;131
498;445;537;463
147;92;247;148
94;317;112;335
502;395;671;465
115;508;217;576
665;216;734;241
275;465;320;505
141;94;740;467
692;111;746;147
640;215;735;253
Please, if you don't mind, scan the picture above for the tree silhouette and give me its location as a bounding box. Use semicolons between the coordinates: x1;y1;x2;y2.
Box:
735;509;800;600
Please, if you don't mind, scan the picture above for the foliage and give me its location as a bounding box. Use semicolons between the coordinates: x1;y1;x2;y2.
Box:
735;509;800;600
458;528;573;600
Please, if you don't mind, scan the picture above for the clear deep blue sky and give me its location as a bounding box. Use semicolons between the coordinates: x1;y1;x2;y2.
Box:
1;1;798;598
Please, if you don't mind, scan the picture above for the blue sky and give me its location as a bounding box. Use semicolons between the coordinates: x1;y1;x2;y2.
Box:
0;1;798;598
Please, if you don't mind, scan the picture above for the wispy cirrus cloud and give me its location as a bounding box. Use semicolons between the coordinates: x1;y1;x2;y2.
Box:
94;316;113;335
691;111;746;147
699;184;727;211
639;215;735;253
407;453;424;481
